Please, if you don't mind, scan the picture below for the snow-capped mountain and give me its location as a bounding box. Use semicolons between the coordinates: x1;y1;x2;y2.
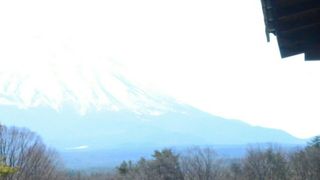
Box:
0;61;176;115
0;66;304;152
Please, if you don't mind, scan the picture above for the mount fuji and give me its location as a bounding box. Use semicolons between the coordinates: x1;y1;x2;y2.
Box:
0;66;304;152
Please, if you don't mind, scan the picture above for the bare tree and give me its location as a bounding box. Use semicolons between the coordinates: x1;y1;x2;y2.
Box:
0;125;63;180
290;137;320;180
242;145;290;180
180;147;223;180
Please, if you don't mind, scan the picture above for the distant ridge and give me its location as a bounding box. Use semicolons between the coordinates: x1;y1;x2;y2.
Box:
0;104;304;150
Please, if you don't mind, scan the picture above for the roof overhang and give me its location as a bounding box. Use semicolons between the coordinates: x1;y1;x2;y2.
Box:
260;0;320;60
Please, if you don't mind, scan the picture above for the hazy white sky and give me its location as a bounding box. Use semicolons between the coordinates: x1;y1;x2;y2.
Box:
1;0;320;138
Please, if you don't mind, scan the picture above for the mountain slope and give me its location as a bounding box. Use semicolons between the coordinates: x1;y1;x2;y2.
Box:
0;69;304;150
0;103;304;151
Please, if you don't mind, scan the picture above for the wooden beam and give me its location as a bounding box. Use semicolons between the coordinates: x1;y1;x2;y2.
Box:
278;22;320;39
275;0;315;8
277;8;320;31
275;0;320;17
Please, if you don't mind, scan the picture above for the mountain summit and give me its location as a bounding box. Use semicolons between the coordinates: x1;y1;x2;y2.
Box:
0;61;175;116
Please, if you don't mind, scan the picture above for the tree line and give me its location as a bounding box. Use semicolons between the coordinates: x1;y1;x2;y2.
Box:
0;124;319;180
69;138;320;180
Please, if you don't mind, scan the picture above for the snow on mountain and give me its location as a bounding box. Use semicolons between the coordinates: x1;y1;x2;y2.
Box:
0;61;304;154
0;61;175;115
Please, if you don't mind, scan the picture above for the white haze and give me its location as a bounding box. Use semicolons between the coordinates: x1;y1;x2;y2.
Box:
1;0;320;138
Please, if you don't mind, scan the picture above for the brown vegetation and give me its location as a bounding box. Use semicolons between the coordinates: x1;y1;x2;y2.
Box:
68;137;320;180
0;125;64;180
1;123;319;180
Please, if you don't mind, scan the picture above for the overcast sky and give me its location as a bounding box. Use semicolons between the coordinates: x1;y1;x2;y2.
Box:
1;0;320;138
